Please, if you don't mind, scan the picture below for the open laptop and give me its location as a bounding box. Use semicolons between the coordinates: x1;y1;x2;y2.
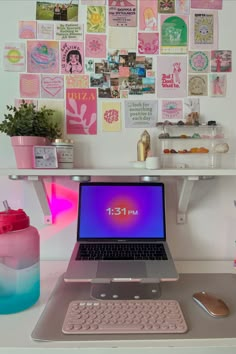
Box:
64;182;178;283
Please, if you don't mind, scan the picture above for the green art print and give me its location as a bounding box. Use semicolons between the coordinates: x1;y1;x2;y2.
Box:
161;15;188;54
189;51;210;73
87;6;106;33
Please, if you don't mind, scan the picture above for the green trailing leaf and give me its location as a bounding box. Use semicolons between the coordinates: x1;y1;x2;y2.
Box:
0;101;62;140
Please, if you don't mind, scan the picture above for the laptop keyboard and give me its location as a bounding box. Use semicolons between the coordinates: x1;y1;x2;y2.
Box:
76;243;168;260
62;299;188;335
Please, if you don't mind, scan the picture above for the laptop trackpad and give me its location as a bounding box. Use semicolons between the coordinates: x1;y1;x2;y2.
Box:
96;262;147;279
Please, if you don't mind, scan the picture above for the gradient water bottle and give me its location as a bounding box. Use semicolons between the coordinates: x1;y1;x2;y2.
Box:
0;201;40;314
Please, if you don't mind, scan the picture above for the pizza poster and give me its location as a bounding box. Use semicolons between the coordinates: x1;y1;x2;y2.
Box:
66;88;97;135
156;56;187;97
109;0;137;27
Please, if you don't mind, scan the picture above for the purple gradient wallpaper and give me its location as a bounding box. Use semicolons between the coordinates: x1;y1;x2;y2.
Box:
78;184;165;239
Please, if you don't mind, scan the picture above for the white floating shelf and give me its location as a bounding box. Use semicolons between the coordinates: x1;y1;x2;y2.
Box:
1;167;236;177
1;168;235;225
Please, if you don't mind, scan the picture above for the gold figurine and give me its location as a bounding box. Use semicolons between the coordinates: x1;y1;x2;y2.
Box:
137;130;150;161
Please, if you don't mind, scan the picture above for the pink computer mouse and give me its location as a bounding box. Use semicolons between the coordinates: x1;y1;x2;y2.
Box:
193;291;230;318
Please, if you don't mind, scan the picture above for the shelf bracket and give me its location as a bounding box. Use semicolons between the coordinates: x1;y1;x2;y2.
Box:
177;176;199;224
27;176;52;225
8;175;52;225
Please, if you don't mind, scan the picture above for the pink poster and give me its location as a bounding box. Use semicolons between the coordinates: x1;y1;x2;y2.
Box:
61;41;84;74
139;0;158;31
41;75;64;99
27;40;59;73
109;0;137;27
176;0;190;14
191;0;222;9
65;75;89;88
211;50;232;73
85;34;107;58
209;74;227;97
161;100;183;121
66;88;97;135
138;33;159;54
19;74;40;98
19;21;37;39
156;56;187;98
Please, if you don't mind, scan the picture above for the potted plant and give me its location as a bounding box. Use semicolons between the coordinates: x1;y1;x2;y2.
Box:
0;101;62;168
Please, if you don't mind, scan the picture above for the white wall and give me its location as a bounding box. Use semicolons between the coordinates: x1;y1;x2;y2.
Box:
0;1;236;262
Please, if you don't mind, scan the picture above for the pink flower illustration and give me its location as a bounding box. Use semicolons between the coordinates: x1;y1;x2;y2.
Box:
89;40;101;53
193;54;205;68
104;109;119;124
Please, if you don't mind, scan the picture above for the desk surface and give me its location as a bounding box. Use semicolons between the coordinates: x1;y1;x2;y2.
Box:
1;261;236;354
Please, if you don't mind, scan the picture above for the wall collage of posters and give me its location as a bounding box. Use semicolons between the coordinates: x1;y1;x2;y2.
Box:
3;0;232;135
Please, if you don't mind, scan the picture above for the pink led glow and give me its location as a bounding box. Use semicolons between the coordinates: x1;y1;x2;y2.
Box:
39;182;78;240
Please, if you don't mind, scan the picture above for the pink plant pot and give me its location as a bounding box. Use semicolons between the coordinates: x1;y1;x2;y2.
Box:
11;136;49;169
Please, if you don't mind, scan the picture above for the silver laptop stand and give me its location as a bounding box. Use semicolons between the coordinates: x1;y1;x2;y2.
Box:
90;281;162;300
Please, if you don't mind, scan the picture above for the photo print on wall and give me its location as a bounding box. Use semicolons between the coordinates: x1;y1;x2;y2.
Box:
36;0;79;22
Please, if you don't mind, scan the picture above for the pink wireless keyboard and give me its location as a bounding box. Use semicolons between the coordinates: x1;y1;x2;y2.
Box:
62;299;188;335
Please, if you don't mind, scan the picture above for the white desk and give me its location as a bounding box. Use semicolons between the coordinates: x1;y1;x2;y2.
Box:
1;261;236;354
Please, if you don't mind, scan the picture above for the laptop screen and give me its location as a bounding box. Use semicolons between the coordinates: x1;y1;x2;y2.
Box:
77;182;166;240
